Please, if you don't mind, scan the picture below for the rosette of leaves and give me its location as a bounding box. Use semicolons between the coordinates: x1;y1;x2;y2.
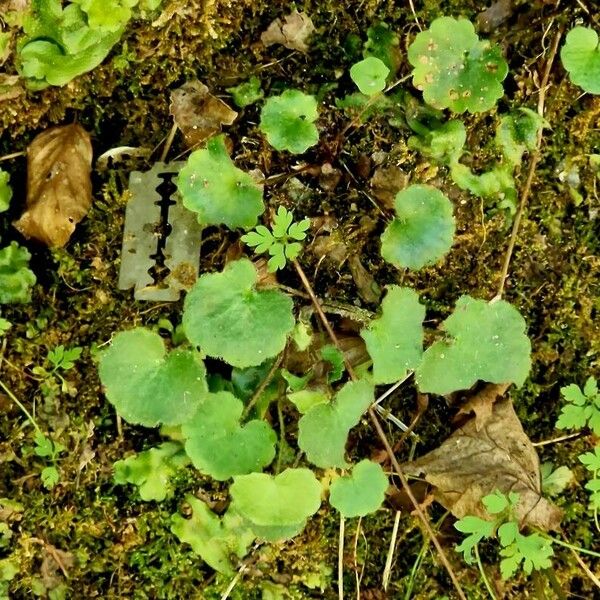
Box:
407;17;508;113
329;460;388;518
380;184;455;271
0;242;36;304
241;206;310;271
0;170;12;212
181;391;276;480
259;90;319;153
360;286;424;384
176;135;264;229
230;468;322;541
98;328;208;427
560;26;600;95
350;56;389;96
113;442;190;501
18;0;161;89
416;296;531;395
182;259;295;368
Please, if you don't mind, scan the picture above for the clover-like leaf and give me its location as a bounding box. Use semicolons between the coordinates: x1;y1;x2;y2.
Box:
416;296;531;395
360;286;425;384
259;90;319;154
176;135;264;229
455;515;496;564
171;495;254;574
298;379;374;468
329;460;388;517
183;259;294;368
350;57;389;96
230;468;322;539
113;442;190;501
0;242;36;304
380;184;455;271
181;391;276;480
560;26;600;95
408;17;508;113
98;328;208;427
0;170;12;212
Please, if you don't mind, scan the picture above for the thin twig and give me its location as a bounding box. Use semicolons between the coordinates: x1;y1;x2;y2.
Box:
292;259;467;600
0;150;26;162
532;431;583;447
352;518;364;600
221;564;249;600
382;510;401;591
567;548;600;590
496;28;563;298
242;352;284;419
338;514;345;600
160;123;178;163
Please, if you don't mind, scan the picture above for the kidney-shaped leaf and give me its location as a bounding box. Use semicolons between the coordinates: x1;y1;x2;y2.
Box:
298;379;374;468
360;286;424;384
230;468;322;528
380;184;455;271
176;135;264;229
350;57;389;96
183;258;295;368
560;26;600;95
182;391;276;480
98;328;208;427
416;296;531;395
329;460;388;518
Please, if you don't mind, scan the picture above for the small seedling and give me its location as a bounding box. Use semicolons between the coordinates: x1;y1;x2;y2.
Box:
0;170;11;212
259;90;319;153
33;432;66;490
578;447;600;527
176;135;264;229
455;491;554;579
31;344;82;395
556;376;600;435
407;17;508;113
349;56;389;96
242;206;310;271
560;26;600;95
363;22;400;74
227;76;264;107
380;184;455;271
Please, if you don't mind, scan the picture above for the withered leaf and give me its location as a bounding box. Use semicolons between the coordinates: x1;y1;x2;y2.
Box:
14;124;93;247
169;80;237;148
370;164;409;210
261;10;316;53
348;255;381;304
456;383;509;431
402;396;562;531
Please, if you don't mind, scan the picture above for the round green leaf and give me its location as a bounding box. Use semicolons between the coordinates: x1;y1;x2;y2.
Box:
407;17;508;113
0;242;36;304
350;57;389;96
98;328;208;427
298;379;374;468
182;391;276;480
176;135;264;229
560;26;600;95
0;170;12;213
182;259;295;368
259;90;319;154
230;468;322;526
416;296;532;395
360;286;425;384
329;460;388;517
380;184;455;271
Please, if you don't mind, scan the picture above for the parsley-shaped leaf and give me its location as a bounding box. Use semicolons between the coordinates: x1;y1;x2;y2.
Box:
556;377;600;435
499;532;554;579
454;516;496;564
183;259;295;368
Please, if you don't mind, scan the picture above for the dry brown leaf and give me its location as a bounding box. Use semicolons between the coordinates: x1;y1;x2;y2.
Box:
455;383;510;431
370;164;409;210
402;397;562;531
169;80;237;148
14;124;93;247
261;10;315;53
348;254;381;304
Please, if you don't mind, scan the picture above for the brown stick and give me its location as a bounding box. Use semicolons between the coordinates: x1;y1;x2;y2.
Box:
496;28;563;298
292;260;467;600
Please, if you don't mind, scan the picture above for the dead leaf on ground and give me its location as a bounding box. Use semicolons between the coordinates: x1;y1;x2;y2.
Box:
14;124;93;247
402;395;562;531
347;254;381;304
169;80;237;148
370;164;409;210
455;383;509;431
261;10;315;53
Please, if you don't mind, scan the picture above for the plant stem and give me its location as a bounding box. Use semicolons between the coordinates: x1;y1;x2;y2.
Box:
0;379;43;437
242;352;284;419
548;535;600;559
404;537;429;600
292;259;467;600
275;399;285;474
474;544;498;600
338;514;345;600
